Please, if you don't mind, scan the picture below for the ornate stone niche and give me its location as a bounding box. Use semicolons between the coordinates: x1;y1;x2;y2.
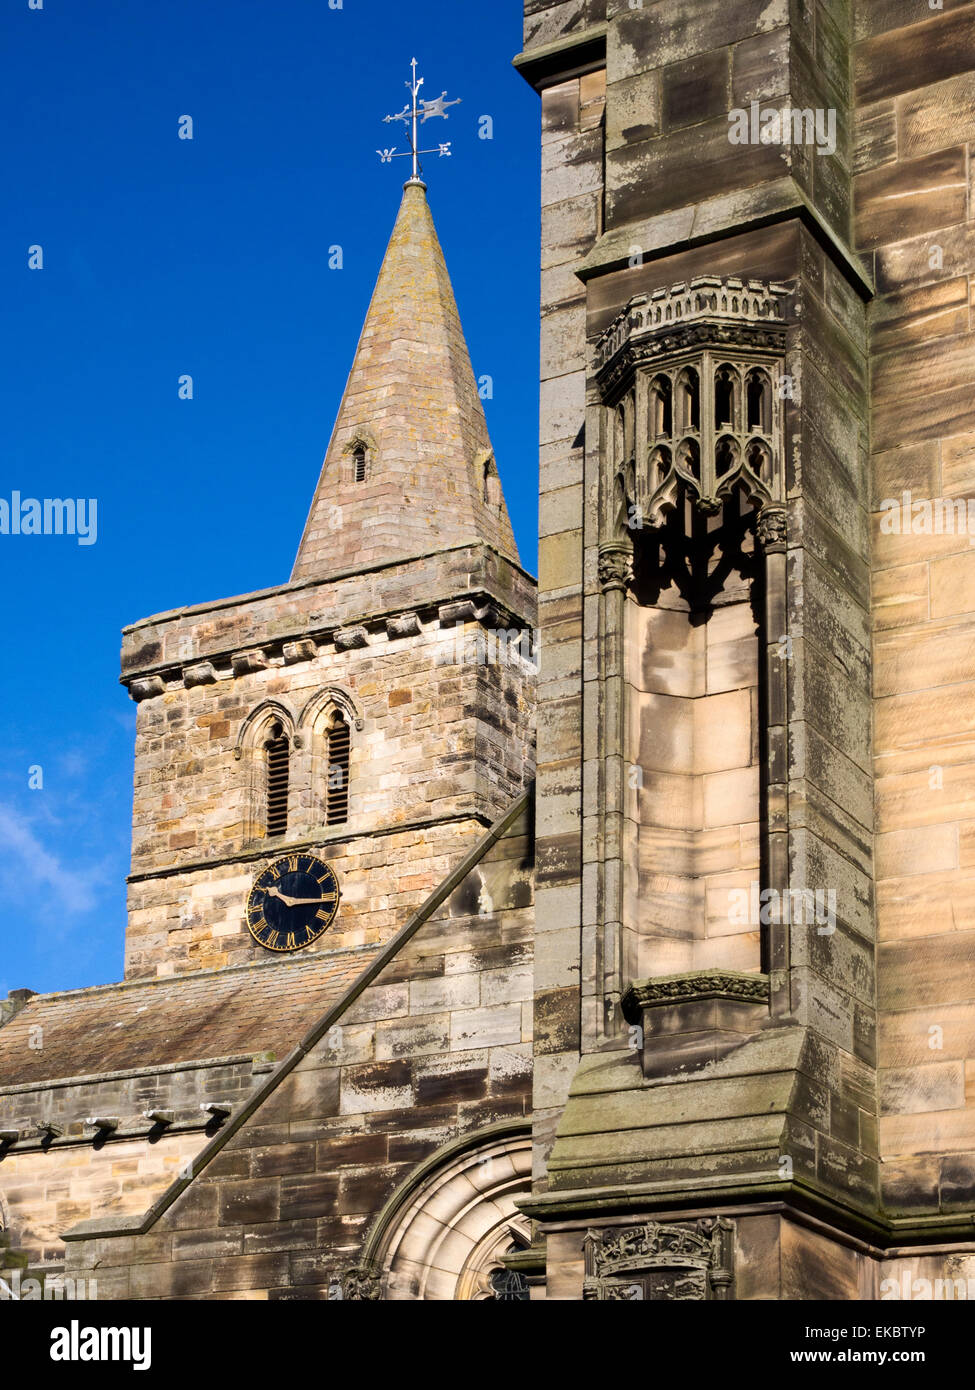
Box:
583;1218;735;1301
592;276;791;1015
597;276;788;530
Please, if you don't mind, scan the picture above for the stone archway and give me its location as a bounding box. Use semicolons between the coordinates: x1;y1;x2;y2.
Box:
369;1128;532;1301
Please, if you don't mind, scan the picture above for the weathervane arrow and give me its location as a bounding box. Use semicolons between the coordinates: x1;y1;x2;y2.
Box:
380;59;461;182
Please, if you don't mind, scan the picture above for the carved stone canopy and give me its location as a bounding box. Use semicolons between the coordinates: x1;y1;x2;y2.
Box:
600;276;789;532
595;276;790;389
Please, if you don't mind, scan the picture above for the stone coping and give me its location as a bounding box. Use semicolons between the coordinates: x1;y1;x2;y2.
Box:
122;541;536;635
126;809;494;884
0;1053;257;1099
513;23;607;92
621;970;771;1023
0;941;377;1015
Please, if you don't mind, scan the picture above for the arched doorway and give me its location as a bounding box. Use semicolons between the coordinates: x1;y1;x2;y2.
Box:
358;1124;533;1300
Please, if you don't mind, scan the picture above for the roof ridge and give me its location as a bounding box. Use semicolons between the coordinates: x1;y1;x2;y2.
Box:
8;942;378;1009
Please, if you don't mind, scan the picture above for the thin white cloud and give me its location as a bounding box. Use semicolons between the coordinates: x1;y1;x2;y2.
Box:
0;802;107;917
57;750;89;779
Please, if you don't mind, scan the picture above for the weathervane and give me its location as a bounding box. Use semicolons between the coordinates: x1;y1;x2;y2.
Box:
378;59;461;182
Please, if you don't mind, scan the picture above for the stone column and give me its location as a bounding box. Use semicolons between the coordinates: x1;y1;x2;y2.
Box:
594;540;633;1039
756;504;790;1018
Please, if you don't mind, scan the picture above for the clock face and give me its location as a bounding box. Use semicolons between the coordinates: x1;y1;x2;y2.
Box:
246;853;341;953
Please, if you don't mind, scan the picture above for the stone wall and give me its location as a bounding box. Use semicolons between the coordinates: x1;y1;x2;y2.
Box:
530;69;606;1191
516;0;900;1295
0;1059;254;1267
62;802;535;1299
858;1;975;1212
120;543;535;977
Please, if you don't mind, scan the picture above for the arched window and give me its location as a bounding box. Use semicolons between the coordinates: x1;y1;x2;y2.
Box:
264;723;290;837
677;437;701;481
614;472;627;533
326;712;350;825
488;1261;531;1301
715;436;739;478
353;1127;532;1301
714;365;739;430
746;369;772;434
650;444;672;486
615;404;626;470
649;375;672;439
482;455;502;510
676;368;700;433
746;438;772;479
353;446;367;483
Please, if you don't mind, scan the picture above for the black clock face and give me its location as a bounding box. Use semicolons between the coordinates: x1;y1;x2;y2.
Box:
246;853;340;953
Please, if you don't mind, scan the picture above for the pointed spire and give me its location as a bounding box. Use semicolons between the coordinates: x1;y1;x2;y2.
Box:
292;183;519;581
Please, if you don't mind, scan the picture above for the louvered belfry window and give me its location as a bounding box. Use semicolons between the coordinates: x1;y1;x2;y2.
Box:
353;447;366;483
264;724;290;836
326;713;350;825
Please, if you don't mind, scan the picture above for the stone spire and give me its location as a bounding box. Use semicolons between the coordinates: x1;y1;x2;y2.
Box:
291;181;519;580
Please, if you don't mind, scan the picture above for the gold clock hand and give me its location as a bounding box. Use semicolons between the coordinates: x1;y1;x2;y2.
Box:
266;886;336;908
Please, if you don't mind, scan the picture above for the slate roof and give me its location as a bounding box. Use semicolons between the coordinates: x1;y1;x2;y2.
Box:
0;946;378;1088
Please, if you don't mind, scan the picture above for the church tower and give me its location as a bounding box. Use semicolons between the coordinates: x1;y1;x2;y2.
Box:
119;178;535;980
0;163;540;1299
0;146;539;1295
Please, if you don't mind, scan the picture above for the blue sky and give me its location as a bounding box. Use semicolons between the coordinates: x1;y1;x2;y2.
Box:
0;0;540;996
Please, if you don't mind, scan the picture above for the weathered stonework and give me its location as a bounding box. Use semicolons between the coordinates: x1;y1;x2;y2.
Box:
856;1;975;1226
515;0;975;1300
120;543;535;979
5;1;975;1304
59;801;535;1300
